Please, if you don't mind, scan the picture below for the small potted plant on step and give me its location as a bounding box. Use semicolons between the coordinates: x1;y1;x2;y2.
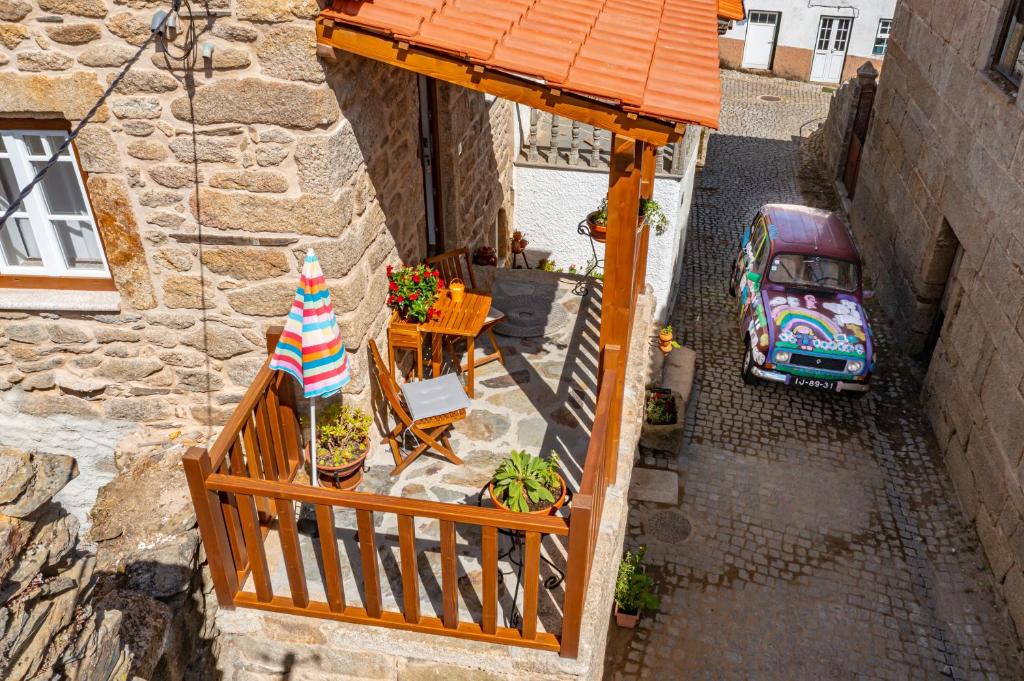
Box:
614;546;659;628
641;388;684;452
309;404;372;489
658;324;680;353
489;449;567;515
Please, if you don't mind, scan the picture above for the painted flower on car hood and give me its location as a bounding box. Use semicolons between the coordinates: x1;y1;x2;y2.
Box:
766;292;869;358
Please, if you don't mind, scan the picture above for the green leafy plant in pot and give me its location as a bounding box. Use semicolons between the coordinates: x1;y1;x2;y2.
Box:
586;197;671;244
310;404;371;490
488;450;567;514
614;546;660;628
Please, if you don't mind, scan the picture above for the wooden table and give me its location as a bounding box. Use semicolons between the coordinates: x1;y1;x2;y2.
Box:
420;288;493;398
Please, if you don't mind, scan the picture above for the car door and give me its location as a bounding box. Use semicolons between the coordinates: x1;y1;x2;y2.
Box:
738;215;770;320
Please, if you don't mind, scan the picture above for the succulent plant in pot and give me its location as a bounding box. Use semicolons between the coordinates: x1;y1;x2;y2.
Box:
309;404;372;490
488;449;567;514
614;546;660;628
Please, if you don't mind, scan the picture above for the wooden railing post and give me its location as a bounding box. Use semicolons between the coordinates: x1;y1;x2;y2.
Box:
602;345;622;486
560;493;594;659
265;325;283;355
183;446;239;607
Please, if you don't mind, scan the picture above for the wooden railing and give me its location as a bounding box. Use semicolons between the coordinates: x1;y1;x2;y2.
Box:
184;329;623;658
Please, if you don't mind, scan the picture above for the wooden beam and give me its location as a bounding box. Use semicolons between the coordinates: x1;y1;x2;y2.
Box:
634;142;656;308
315;22;683;147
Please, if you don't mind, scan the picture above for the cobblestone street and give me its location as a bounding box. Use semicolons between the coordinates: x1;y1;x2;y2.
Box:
603;71;1024;680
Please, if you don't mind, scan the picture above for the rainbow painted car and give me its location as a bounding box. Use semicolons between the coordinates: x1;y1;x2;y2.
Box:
729;204;874;394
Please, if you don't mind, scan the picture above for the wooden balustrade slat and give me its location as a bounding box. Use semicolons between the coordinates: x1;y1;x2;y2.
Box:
263;387;289;480
237;493;273;602
440;520;458;630
228;438;246;477
205;475;570;535
315;504;346;613
207;359;274;469
221;484;248;572
274;498;309;608
481;526;498;635
521;532;541;640
397;515;420;624
253;399;279;482
356;509;382;618
275;374;302;479
241;421;272;518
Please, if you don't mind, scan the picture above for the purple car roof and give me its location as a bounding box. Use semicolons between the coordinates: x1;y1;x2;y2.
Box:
762;204;860;263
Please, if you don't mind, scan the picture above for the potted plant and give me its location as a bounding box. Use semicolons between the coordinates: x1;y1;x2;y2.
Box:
473;245;498;267
488;450;567;515
386;263;443;326
658;324;680;353
614;546;659;628
308;404;372;489
510;231;528;254
640;388;684;452
639;197;670;236
586;197;671;243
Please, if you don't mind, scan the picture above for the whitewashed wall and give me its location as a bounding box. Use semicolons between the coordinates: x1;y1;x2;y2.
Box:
512;151;698;322
724;0;897;59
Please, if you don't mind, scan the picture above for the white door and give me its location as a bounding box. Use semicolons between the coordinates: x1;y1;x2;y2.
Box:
810;16;852;83
741;11;780;70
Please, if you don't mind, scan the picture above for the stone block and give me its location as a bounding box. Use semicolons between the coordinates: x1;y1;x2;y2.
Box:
86;176;157;309
256;25;325;83
16;50;75;72
0;0;30;21
175;368;224;392
105;11;152;46
5;322;48;344
208;170;288;193
181;324;254;360
103;397;169;422
170;78;340;130
0;22;28;50
200;247;289;280
169;136;240;164
0;450;78;518
47;324;91;345
20;392;98;418
194;188;351;237
226;281;296;317
78;42;137;67
0;72;108;122
163;274;215;310
96;357;162;381
46;22;101;45
628;467;679;505
113;97;163;120
75;126;121;174
37;0;106;17
148;164;200;189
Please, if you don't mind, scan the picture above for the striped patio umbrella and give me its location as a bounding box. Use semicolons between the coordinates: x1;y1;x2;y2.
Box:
270;249;350;486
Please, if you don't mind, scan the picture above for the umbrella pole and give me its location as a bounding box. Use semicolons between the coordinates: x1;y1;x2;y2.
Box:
310;399;318;487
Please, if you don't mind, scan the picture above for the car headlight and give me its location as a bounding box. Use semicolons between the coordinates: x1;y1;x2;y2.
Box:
775;351;791;364
846;360;864;374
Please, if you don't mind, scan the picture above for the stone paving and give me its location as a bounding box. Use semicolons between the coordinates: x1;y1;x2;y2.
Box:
603;70;1024;680
248;269;601;634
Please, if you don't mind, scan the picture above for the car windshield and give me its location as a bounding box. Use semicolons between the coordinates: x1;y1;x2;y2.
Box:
768;254;860;292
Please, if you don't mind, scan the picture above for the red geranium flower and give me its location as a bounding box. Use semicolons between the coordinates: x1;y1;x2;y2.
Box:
438;278;445;288
409;291;419;301
412;273;421;284
389;281;399;292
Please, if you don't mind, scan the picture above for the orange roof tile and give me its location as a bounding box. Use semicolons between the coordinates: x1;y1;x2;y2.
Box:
717;0;744;21
320;0;723;129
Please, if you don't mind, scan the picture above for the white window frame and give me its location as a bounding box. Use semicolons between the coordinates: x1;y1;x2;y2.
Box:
0;128;111;281
873;19;892;57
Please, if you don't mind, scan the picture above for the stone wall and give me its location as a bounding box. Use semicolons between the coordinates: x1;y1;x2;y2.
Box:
435;83;515;258
839;0;1024;638
0;1;513;522
814;63;879;192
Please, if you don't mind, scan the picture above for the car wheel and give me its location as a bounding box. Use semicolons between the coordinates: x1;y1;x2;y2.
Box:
741;345;758;385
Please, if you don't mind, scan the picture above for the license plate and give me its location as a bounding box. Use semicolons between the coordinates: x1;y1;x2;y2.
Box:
793;377;836;391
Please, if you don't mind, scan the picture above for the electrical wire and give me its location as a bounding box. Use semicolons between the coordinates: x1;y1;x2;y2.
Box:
0;8;179;227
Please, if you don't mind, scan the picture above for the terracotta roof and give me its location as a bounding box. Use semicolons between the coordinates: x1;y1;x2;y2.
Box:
717;0;744;21
319;0;723;129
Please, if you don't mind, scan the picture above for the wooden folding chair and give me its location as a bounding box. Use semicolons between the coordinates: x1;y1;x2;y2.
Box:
425;247;507;371
368;340;467;476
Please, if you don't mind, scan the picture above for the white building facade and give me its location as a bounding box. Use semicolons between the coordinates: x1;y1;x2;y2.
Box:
721;0;897;83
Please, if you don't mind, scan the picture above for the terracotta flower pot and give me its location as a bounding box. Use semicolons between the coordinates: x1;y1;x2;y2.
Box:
614;605;640;628
488;474;568;515
586;211;608;243
658;329;673;354
306;440;369;490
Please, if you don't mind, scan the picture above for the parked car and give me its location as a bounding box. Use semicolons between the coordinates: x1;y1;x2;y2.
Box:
729;204;874;394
